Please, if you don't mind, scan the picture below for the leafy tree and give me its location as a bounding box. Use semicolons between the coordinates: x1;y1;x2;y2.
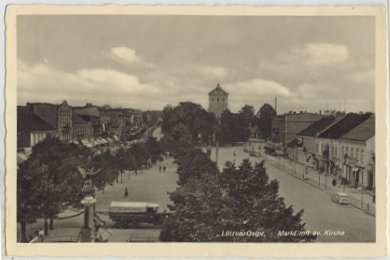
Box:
218;110;235;144
219;160;315;242
175;148;219;186
256;103;276;140
144;137;163;163
160;173;224;241
161;157;315;242
17;137;86;238
17;160;45;242
161;102;216;144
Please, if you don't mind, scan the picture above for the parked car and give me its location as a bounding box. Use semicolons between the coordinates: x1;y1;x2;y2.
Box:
331;192;349;205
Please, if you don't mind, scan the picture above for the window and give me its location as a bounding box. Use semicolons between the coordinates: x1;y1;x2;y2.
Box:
356;149;360;161
351;147;354;158
212;98;214;102
316;143;319;153
222;98;225;102
217;98;219;102
342;146;344;156
335;147;338;157
346;147;349;156
361;149;365;163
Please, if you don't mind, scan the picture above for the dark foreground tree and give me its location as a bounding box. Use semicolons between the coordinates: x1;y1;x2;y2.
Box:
174;148;219;186
17;137;86;239
218;160;315;242
160;158;315;242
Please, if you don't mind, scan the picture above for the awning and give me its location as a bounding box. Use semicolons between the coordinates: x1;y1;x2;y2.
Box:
81;139;93;148
99;138;108;144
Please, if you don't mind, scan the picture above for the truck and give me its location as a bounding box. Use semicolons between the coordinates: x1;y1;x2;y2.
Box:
109;201;171;228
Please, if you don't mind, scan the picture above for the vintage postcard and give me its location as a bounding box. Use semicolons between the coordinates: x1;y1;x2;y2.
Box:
5;5;387;257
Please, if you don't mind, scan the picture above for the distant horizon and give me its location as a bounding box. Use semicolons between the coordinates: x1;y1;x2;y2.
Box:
18;98;374;115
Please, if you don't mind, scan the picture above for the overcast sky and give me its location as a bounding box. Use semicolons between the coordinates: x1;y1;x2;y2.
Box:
17;15;375;113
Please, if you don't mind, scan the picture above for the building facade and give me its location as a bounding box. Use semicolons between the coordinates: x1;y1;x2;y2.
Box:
17;106;58;149
57;101;73;141
272;112;323;146
208;84;228;117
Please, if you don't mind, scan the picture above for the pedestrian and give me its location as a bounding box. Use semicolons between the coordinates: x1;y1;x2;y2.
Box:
124;187;128;198
159;165;162;172
163;165;166;172
38;228;44;242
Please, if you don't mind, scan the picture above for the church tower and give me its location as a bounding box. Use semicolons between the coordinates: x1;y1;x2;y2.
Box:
208;83;228;117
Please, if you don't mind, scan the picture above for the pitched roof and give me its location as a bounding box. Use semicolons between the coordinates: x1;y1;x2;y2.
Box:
319;113;372;139
298;116;337;137
340;115;375;141
18;106;56;133
28;103;58;129
209;84;229;96
74;107;100;117
72;112;88;124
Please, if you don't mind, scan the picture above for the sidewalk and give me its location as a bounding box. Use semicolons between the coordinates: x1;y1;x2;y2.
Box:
264;154;375;216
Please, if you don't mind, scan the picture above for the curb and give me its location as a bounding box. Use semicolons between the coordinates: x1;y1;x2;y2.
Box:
266;159;376;217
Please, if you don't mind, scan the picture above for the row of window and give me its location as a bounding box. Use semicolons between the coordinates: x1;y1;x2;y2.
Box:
315;143;365;163
211;97;226;103
342;146;365;163
58;109;71;117
31;133;47;146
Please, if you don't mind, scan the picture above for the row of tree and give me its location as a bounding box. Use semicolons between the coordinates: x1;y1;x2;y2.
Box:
17;136;164;242
158;103;315;242
161;102;277;146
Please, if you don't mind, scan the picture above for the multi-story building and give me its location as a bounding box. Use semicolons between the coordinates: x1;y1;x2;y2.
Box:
338;115;375;189
287;115;338;163
72;112;93;140
18;101;96;150
315;112;373;187
17;106;58;149
23;101;73;142
73;106;101;137
271;112;323;146
209;84;228;117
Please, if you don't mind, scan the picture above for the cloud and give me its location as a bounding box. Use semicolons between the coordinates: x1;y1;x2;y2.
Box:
110;46;141;64
104;46;154;68
197;66;228;79
287;43;349;66
226;78;291;97
223;78;292;111
17;61;163;109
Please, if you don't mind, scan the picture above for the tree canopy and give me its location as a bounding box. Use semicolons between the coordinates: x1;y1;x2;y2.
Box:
161;102;217;144
160;153;315;242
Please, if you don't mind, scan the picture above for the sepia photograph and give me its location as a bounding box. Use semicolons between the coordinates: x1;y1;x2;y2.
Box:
5;5;387;258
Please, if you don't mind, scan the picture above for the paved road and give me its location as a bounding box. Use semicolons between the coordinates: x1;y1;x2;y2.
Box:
208;146;375;242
